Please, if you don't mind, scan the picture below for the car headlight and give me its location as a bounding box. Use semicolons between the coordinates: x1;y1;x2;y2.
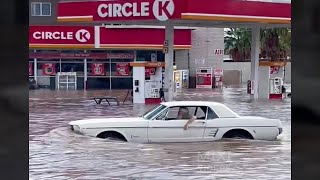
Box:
278;128;283;134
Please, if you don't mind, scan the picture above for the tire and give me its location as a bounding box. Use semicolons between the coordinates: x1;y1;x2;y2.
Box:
222;129;253;140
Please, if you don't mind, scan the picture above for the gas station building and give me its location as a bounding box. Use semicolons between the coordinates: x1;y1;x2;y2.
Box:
29;0;291;103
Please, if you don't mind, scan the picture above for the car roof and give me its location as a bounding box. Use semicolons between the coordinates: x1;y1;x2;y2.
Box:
160;101;224;107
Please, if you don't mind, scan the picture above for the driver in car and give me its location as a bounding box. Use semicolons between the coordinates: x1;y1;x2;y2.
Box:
177;107;197;130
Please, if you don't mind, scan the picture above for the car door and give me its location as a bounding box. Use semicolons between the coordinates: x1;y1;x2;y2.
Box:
203;107;221;141
148;106;206;143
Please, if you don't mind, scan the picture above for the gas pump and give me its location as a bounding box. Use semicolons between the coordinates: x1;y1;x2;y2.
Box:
173;70;189;97
247;80;254;95
182;70;189;88
269;77;284;99
130;62;165;104
196;67;213;89
258;61;287;99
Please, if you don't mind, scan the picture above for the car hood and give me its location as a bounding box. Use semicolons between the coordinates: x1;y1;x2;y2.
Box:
69;117;145;126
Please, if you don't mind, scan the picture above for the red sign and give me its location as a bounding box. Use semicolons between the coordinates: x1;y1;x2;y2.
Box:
29;63;33;76
42;63;56;76
116;63;130;76
29;26;94;45
91;63;105;75
213;68;223;76
270;66;280;74
29;52;134;59
58;0;184;22
145;67;156;76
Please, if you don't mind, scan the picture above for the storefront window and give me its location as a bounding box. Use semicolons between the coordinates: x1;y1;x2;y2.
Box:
36;59;59;89
29;59;34;78
136;50;166;62
61;63;84;76
157;51;165;62
136;50;154;61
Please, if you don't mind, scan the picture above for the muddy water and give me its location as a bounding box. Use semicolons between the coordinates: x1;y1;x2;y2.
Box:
29;86;291;180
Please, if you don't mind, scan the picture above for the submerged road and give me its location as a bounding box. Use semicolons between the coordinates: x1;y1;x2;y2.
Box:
29;86;291;179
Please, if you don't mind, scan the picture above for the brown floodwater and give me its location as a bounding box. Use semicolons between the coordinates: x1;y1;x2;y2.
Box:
29;86;291;180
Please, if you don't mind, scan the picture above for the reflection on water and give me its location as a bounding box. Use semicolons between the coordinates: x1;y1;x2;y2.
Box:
29;86;291;179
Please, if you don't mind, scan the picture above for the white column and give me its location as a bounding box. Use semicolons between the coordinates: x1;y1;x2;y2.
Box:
258;66;270;99
94;26;100;48
164;23;174;101
84;50;88;90
109;58;112;90
250;27;260;99
134;50;137;62
59;59;62;72
132;66;145;103
33;49;37;82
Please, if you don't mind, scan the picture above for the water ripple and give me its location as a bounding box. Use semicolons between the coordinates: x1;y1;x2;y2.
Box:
30;86;291;179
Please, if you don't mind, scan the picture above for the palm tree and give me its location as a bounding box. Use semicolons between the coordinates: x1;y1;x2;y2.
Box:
260;28;291;61
224;28;291;62
224;28;251;61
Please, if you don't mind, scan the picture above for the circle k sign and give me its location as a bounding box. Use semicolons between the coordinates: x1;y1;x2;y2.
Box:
75;29;91;43
153;0;175;21
97;0;175;21
32;29;91;43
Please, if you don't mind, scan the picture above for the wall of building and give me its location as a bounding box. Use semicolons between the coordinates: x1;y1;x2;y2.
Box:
29;0;58;25
222;62;292;84
175;28;225;88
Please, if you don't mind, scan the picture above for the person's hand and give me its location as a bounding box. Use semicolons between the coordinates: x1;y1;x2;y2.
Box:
184;124;189;130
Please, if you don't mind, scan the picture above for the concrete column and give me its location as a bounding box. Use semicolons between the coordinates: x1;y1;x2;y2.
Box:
258;66;270;99
94;26;100;48
33;49;37;83
84;50;88;90
132;66;145;103
250;27;260;99
164;23;174;101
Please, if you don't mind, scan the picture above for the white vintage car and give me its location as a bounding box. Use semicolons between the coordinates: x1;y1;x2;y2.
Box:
69;101;283;143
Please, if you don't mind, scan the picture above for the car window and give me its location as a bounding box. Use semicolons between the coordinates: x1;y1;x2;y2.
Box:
195;106;207;120
207;107;219;119
160;106;208;120
166;107;183;120
212;105;240;118
143;105;167;120
155;109;168;120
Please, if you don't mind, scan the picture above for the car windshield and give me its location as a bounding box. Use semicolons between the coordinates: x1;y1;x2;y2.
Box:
141;105;167;120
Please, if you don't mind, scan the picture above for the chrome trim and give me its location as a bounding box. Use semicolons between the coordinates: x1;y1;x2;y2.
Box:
84;125;278;130
205;106;208;120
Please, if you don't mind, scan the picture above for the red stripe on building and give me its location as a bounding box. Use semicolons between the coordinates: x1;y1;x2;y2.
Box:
29;26;192;49
185;0;291;18
100;28;191;46
57;0;290;22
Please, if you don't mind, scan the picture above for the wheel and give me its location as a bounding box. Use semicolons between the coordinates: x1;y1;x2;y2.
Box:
97;131;127;142
222;129;253;139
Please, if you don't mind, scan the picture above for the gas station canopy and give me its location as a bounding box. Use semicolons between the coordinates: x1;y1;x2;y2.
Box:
57;0;291;27
56;0;291;102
